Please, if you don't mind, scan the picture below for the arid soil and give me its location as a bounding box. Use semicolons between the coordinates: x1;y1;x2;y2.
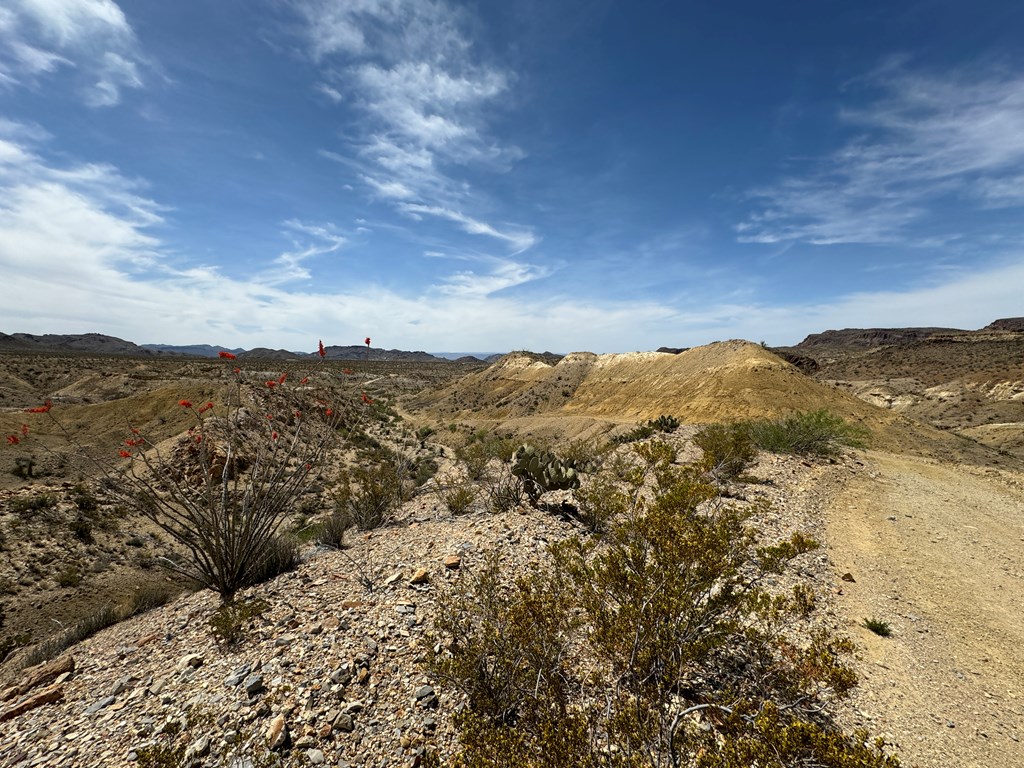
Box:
827;452;1024;768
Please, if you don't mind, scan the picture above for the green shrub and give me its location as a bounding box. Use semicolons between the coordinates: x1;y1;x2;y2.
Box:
68;517;94;543
209;597;269;646
488;470;525;513
746;409;867;457
694;422;757;479
611;423;655;445
441;484;477;515
431;461;897;768
862;617;892;637
336;454;411;530
573;473;628;534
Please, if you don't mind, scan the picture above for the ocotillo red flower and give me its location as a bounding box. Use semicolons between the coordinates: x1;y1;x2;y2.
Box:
278;373;287;384
218;351;237;359
25;400;53;413
364;337;371;347
179;400;193;408
265;381;277;388
20;424;29;436
361;393;373;404
7;435;20;445
119;449;132;458
318;340;326;358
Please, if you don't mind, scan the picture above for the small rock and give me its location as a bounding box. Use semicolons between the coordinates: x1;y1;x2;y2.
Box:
267;714;289;750
841;572;856;583
443;555;462;570
224;664;252;687
414;685;435;701
243;674;265;697
306;749;326;764
334;713;355;732
409;568;429;585
84;696;116;715
186;735;211;759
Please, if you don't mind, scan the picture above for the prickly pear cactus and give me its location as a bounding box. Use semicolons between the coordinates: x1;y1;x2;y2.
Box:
511;444;580;502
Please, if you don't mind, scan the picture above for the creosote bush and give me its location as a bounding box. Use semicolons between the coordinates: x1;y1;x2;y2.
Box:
746;409;868;457
431;453;899;767
694;422;757;480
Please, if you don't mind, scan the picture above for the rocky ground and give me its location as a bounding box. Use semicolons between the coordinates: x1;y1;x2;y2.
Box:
1;446;869;768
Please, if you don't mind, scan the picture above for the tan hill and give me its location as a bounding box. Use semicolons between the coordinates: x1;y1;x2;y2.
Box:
413;341;1007;464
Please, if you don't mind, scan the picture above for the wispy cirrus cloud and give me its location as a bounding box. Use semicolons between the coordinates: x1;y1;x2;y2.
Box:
290;0;535;255
738;64;1024;246
263;219;350;285
0;0;146;106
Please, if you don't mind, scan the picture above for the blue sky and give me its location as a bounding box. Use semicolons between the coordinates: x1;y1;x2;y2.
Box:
1;0;1023;353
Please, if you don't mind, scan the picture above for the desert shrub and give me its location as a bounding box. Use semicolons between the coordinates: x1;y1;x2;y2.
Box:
862;617;892;637
68;517;94;543
572;473;628;534
71;482;99;513
611;423;655;445
55;567;82;587
337;454;411;531
209;597;269;646
316;512;348;549
746;409;867;457
456;434;516;480
441;484;477;515
10;492;58;518
431;462;897;768
694;422;757;479
488;469;525;513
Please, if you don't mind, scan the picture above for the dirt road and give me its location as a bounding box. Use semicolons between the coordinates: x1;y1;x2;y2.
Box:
828;452;1024;767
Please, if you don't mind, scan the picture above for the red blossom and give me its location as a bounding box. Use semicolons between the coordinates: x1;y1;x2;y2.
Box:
130;426;140;435
119;449;132;458
7;435;20;445
318;340;326;358
325;407;333;416
21;424;29;436
265;380;277;388
271;431;279;441
364;337;371;347
361;393;373;404
278;373;287;384
25;399;53;414
233;367;241;375
218;351;237;360
300;377;309;385
194;435;202;443
179;399;193;408
294;411;302;419
342;368;352;375
197;402;214;414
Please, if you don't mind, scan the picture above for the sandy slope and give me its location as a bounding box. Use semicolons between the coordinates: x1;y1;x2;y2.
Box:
827;452;1024;767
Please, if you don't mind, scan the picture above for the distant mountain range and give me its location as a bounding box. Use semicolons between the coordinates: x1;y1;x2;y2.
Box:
0;332;494;362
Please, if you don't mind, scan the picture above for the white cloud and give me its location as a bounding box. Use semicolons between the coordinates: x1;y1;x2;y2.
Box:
293;0;532;255
0;0;146;105
264;219;349;284
399;203;537;253
740;66;1024;245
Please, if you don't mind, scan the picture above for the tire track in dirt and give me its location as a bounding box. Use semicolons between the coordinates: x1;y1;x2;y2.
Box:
828;452;1024;767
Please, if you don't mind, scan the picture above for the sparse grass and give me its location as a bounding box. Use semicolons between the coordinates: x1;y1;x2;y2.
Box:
23;605;121;668
316;512;348;549
55;567;83;587
10;491;58;518
862;617;893;637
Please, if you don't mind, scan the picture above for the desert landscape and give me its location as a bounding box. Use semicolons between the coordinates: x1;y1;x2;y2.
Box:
0;323;1022;767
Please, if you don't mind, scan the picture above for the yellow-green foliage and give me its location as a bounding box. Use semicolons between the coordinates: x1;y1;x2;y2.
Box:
431;457;898;767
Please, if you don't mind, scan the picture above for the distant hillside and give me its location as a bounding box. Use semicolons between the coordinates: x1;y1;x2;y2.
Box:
141;343;245;358
0;333;450;362
0;332;159;356
414;340;988;461
985;317;1024;332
